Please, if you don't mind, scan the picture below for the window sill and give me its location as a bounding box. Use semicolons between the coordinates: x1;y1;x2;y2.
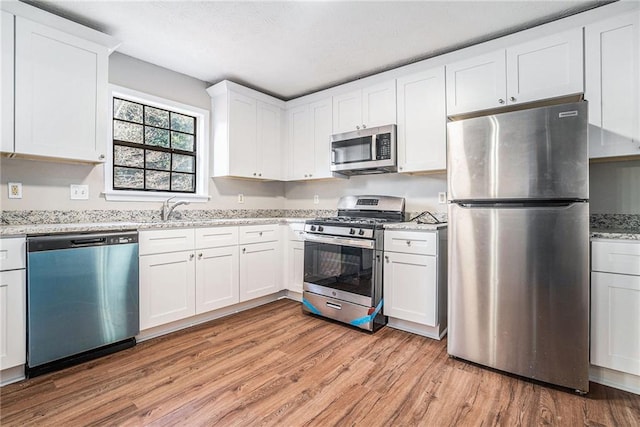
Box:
103;191;210;203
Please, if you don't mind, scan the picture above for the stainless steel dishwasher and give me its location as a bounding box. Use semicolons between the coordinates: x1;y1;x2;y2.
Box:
26;231;139;377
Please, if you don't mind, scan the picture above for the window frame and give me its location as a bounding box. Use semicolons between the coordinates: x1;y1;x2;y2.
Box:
104;85;210;202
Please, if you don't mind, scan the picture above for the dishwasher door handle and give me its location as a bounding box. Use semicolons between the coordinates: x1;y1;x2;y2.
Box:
71;237;106;246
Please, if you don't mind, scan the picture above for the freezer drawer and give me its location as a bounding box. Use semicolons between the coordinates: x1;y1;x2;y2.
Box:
447;202;589;392
447;101;588;201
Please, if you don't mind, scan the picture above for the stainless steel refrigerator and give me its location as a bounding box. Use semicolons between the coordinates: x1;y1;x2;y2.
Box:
447;101;590;393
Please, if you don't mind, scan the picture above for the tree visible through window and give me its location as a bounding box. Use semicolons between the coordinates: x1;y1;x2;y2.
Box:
112;98;197;193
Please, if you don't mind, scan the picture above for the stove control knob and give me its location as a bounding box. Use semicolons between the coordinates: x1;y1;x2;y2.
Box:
318;226;324;232
358;229;365;236
310;225;317;231
349;228;355;235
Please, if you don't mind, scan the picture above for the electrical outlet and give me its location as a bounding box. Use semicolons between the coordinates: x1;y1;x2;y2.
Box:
70;184;89;200
438;192;447;204
313;195;319;204
238;193;245;204
8;182;22;199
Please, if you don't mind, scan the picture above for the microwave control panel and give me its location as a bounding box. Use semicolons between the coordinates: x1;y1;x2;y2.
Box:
376;134;392;160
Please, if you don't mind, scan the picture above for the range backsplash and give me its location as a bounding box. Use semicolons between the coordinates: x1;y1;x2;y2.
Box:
590;213;640;231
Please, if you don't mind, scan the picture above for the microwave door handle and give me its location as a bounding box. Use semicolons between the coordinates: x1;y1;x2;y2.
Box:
331;149;336;164
371;134;376;161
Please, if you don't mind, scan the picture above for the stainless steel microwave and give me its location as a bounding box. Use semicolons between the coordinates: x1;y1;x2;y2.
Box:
330;124;397;176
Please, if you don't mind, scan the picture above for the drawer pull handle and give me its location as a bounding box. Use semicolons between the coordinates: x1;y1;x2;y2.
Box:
406;241;411;246
189;253;195;260
326;302;342;310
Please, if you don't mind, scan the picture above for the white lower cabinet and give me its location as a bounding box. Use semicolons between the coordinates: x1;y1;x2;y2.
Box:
283;223;305;295
240;241;281;302
139;251;196;330
591;239;640;378
140;226;242;330
383;252;437;326
383;229;447;339
0;238;27;384
286;241;304;295
195;246;239;314
139;225;282;330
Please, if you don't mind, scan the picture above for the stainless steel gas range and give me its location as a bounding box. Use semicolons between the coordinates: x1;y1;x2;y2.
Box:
302;195;406;331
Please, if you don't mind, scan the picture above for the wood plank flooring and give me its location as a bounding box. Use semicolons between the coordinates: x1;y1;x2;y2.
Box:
1;298;639;426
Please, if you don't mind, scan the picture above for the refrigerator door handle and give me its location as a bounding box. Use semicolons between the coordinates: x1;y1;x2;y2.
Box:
456;201;583;209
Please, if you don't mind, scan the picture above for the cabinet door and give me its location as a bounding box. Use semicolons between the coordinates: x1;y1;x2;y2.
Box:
14;17;108;162
362;80;397;128
333;90;362;133
383;252;437;326
396;67;446;173
591;271;640;376
286;241;304;294
287;104;314;180
139;251;196;330
310;98;333;179
446;50;506;115
239;242;281;301
506;28;584;105
257;101;282;180
228;90;257;178
586;12;640;158
1;11;14;154
0;270;26;370
195;246;239;314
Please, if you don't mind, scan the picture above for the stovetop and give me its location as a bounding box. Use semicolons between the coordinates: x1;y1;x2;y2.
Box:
306;216;400;228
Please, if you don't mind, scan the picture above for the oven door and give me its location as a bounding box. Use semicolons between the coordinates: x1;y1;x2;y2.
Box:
302;233;380;307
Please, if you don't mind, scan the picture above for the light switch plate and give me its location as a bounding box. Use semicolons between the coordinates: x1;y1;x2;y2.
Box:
70;184;89;200
313;195;319;204
8;182;22;199
238;193;245;204
438;192;447;204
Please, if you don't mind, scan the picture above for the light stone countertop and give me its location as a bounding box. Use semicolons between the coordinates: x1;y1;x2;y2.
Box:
590;229;640;241
383;222;447;231
0;218;307;237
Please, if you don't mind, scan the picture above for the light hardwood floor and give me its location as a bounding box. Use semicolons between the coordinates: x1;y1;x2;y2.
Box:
1;298;639;426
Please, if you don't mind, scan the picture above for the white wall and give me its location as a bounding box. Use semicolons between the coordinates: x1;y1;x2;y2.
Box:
285;172;448;214
0;52;285;211
590;160;640;214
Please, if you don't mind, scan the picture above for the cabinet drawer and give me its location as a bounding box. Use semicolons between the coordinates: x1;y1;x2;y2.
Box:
592;240;640;276
195;226;238;249
384;230;436;256
0;238;26;271
139;228;195;255
287;223;305;241
239;224;279;244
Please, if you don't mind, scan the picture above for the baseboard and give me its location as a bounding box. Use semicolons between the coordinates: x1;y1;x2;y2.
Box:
283;289;302;302
386;317;446;340
1;365;25;387
137;291;286;342
590;365;640;395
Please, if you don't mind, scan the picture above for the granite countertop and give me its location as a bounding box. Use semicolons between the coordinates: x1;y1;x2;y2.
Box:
0;218;307;237
590;229;640;241
384;222;447;231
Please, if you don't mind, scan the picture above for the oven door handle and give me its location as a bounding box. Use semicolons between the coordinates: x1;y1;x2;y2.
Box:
302;232;375;250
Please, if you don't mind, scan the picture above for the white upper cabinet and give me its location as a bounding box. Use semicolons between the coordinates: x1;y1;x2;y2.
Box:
586;11;640;158
446;28;584;116
13;17;110;162
332;80;396;133
396;66;447;173
209;80;284;180
506;29;584;105
446;50;507;116
286;97;332;180
1;11;14;154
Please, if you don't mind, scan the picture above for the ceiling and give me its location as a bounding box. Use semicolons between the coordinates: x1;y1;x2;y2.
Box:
25;0;610;100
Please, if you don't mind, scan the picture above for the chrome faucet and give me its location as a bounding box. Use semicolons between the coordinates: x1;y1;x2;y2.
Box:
162;197;190;221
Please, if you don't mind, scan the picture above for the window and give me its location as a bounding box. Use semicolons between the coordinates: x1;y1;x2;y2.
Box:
105;86;209;202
